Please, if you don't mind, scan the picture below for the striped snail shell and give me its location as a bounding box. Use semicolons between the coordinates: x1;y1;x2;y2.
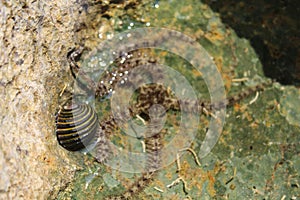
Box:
55;104;99;151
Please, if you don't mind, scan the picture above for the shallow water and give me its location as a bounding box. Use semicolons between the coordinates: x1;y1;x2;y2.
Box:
55;1;300;199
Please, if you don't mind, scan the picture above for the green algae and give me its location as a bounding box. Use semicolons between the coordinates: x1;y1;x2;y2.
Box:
55;0;300;199
280;86;300;127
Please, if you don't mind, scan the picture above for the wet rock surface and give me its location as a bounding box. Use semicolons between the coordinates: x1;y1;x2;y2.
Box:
0;0;299;199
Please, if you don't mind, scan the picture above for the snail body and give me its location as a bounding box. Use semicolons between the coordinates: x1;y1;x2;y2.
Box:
55;104;99;151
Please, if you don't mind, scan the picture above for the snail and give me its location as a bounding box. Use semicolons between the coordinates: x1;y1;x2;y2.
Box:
55;104;99;151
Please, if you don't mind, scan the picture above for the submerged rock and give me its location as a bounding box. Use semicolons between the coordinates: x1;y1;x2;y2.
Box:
280;86;300;127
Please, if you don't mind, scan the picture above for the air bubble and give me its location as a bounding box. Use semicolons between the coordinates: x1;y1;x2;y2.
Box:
100;61;106;67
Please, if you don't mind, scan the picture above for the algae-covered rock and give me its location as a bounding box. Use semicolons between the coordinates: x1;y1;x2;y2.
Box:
280;86;300;127
54;0;299;199
1;0;299;199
